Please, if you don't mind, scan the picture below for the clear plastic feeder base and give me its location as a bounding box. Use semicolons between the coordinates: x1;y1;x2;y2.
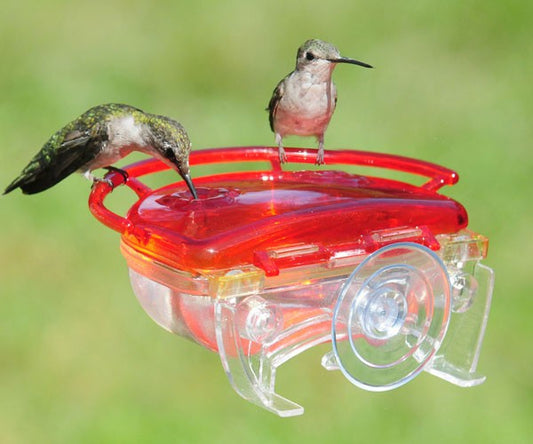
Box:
127;233;493;417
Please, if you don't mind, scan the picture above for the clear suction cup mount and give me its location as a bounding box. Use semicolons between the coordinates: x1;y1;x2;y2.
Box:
332;243;451;391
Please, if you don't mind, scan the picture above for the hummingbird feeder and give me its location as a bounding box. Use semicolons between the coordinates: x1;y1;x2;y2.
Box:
89;146;494;417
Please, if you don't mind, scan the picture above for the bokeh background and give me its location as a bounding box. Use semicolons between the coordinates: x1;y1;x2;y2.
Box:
1;0;531;442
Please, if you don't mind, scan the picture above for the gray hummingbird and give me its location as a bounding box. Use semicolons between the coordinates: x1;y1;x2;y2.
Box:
4;103;198;199
268;39;372;164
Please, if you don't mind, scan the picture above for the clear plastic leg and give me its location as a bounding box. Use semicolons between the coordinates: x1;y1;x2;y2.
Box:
426;262;494;386
215;296;304;417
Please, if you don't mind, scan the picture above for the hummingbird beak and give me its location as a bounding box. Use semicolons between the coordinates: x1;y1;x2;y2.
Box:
159;147;198;199
329;57;373;68
182;171;198;200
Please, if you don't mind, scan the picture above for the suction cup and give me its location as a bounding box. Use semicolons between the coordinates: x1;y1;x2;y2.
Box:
332;243;451;391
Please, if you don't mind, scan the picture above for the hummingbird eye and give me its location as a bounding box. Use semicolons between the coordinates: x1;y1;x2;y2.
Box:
305;52;315;61
164;147;177;161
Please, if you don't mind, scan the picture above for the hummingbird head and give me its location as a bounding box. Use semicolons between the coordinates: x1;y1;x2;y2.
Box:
296;39;373;71
146;114;198;199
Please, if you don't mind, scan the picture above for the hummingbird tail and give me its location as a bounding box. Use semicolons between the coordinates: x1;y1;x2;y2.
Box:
3;179;20;195
3;172;62;195
3;161;79;195
4;139;101;195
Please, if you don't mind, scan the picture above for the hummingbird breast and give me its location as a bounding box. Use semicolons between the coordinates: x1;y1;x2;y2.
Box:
86;115;151;171
274;70;337;138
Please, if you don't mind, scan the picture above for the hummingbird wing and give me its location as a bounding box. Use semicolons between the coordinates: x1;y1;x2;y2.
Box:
267;76;286;132
4;125;107;195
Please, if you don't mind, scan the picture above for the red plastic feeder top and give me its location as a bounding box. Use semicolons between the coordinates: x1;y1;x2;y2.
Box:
89;146;466;279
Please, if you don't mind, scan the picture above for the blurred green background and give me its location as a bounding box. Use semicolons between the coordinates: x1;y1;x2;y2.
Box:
1;0;531;442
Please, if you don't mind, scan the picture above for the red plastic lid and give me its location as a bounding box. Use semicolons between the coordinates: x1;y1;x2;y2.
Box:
89;147;467;275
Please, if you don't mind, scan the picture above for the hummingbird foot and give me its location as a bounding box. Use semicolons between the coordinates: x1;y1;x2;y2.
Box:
83;170;107;187
275;133;287;163
90;175;116;189
86;167;128;189
315;137;325;165
278;147;288;163
103;166;129;184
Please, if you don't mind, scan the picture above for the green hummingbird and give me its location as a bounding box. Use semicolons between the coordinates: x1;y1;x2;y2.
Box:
268;39;372;165
4;103;198;199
